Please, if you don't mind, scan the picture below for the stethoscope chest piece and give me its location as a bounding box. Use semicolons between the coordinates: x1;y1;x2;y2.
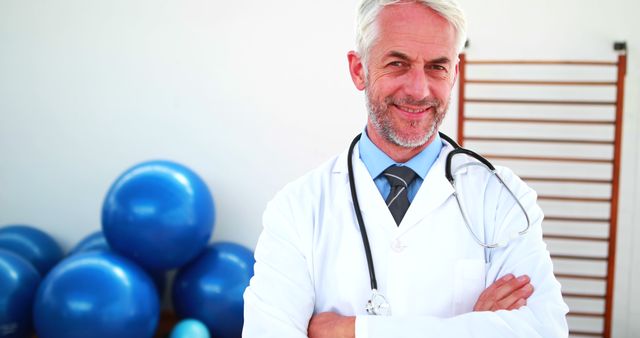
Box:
365;289;391;316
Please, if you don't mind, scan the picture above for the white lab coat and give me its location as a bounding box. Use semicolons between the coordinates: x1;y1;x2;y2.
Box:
243;141;569;338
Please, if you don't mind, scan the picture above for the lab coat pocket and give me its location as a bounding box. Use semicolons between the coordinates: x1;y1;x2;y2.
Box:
452;259;486;315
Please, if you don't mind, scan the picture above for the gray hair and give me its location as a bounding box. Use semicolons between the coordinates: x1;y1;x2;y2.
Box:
355;0;467;66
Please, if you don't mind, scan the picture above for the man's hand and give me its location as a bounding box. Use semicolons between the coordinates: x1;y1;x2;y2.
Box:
308;312;355;338
474;274;534;312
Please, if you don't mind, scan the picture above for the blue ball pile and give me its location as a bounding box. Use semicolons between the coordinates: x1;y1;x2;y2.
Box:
0;160;255;338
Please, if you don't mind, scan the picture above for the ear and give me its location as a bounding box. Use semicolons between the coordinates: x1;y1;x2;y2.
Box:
347;51;366;91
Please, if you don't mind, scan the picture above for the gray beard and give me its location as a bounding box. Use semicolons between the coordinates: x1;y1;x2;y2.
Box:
365;90;448;148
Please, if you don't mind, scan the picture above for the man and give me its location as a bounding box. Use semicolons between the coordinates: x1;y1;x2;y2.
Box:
243;1;569;337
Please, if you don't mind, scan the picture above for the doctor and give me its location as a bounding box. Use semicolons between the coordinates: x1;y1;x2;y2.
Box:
243;0;569;337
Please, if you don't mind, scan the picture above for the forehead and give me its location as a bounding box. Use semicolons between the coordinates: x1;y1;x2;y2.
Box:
372;2;457;59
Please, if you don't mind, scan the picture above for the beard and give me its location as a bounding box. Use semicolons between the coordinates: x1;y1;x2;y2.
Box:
365;89;449;148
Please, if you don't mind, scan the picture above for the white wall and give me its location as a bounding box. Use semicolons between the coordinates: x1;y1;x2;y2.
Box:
0;0;638;336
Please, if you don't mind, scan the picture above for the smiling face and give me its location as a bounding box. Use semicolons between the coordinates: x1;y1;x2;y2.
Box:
348;2;460;156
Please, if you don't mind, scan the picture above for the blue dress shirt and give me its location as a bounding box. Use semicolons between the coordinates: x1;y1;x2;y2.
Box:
359;128;443;202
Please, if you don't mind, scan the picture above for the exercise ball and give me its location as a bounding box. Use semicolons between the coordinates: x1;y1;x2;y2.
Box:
68;230;167;296
33;251;160;338
0;249;41;338
172;242;255;338
68;231;108;255
170;319;210;338
0;224;63;276
102;160;215;270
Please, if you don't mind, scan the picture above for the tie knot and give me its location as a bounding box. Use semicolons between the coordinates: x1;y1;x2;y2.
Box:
383;166;416;188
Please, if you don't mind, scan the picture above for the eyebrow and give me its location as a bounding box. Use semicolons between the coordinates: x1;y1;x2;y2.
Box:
429;57;451;64
385;51;451;64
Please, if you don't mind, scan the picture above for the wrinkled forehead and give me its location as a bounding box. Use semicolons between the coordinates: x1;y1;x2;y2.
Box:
372;3;458;58
378;2;452;27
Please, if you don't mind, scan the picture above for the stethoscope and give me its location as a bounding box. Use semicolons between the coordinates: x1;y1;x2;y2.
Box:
347;132;531;316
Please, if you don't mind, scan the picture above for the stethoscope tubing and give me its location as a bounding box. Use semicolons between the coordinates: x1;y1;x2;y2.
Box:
347;131;529;294
347;133;379;290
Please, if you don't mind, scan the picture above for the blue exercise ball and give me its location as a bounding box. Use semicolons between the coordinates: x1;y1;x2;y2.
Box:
172;242;255;338
68;231;109;255
68;230;167;296
170;319;210;338
0;224;64;277
33;251;160;338
102;160;215;270
0;249;41;338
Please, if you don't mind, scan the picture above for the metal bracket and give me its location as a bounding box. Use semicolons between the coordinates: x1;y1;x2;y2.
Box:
613;41;627;53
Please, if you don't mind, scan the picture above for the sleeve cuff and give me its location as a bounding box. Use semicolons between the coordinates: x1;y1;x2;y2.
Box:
355;315;368;338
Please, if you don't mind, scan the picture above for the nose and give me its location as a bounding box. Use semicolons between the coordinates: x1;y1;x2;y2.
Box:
402;67;431;100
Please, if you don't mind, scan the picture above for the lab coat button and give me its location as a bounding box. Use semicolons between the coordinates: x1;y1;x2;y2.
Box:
391;239;406;253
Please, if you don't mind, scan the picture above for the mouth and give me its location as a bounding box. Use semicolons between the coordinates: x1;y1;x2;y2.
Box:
392;104;432;118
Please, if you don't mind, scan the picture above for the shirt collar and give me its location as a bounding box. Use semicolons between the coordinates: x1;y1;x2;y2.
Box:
359;128;443;180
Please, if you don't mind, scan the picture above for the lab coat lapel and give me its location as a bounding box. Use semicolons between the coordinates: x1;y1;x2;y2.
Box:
333;143;397;236
398;144;455;235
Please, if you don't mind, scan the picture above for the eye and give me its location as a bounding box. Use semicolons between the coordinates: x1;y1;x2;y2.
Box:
387;61;407;68
426;64;447;71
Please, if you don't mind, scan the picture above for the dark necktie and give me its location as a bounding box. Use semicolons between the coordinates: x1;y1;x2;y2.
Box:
383;166;417;225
